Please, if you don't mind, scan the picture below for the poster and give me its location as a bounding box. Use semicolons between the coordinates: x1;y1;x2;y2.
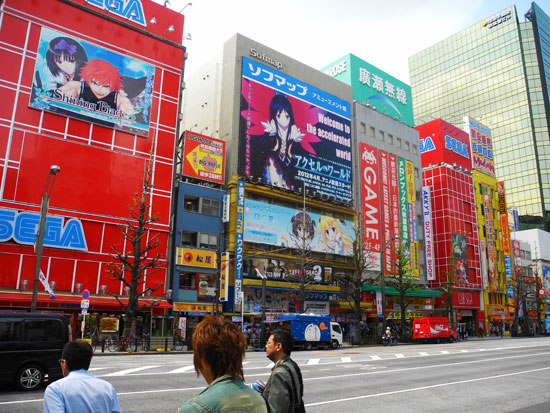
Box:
239;57;352;204
242;256;332;283
452;233;469;284
29;27;155;136
182;131;226;183
360;143;381;270
243;199;355;256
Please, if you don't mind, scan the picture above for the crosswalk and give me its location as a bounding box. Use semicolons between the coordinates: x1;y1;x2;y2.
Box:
93;347;494;378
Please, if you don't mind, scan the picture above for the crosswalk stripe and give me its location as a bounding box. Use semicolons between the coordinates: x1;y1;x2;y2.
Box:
341;357;352;363
419;352;428;356
265;362;275;368
370;355;381;360
307;359;320;365
103;366;159;376
461;350;469;353
395;354;405;358
88;367;108;372
441;351;450;354
167;365;196;374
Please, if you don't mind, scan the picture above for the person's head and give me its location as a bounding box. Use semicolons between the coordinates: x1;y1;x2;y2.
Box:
265;329;294;362
291;212;316;241
46;37;88;80
79;58;123;98
59;340;93;376
269;94;295;135
192;316;246;383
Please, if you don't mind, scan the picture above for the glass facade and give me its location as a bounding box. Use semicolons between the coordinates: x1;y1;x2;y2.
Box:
409;4;550;229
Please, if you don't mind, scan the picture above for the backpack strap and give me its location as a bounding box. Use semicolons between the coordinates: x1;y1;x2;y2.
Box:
279;360;303;409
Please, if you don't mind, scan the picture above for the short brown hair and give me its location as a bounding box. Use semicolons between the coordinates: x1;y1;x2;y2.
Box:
192;316;246;380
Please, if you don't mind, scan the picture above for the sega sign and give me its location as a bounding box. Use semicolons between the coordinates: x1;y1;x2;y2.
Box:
0;208;87;251
86;0;146;26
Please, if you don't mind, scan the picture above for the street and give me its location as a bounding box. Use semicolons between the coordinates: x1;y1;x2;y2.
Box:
0;337;549;412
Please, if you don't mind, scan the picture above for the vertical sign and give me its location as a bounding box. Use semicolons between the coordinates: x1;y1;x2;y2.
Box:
497;181;514;308
465;116;495;177
380;151;392;273
219;252;229;302
376;291;383;317
360;143;381;270
389;155;400;268
481;183;498;291
480;239;488;289
234;180;245;305
398;158;409;248
422;186;434;281
406;160;418;277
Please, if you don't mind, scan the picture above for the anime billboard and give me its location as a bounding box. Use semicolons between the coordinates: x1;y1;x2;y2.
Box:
543;265;550;292
182;131;226;184
242;256;333;283
452;233;469;285
243;199;355;256
239;57;352;204
29;27;155;137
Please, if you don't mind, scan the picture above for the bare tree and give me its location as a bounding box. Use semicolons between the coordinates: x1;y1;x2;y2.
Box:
334;223;377;345
106;155;163;341
386;244;422;341
439;254;459;324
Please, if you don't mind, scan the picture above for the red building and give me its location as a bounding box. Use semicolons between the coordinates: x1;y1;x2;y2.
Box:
417;119;482;330
0;0;185;332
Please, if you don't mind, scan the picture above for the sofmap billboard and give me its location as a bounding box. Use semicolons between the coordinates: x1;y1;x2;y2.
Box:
464;116;495;177
182;131;226;184
322;54;413;127
239;57;352;204
243;199;355;256
29;27;154;136
417;119;472;172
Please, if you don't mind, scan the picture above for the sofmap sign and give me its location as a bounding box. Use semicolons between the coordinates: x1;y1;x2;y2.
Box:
0;208;87;251
239;57;352;204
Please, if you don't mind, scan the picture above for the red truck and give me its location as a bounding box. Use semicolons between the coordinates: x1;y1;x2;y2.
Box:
412;317;456;343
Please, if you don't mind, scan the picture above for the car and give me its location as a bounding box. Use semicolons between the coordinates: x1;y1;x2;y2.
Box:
0;312;71;391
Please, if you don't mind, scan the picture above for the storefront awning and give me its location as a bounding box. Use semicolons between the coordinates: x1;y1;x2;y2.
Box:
0;291;172;310
360;285;442;298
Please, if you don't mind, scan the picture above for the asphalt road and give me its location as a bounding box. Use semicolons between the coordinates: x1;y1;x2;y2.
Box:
1;336;549;412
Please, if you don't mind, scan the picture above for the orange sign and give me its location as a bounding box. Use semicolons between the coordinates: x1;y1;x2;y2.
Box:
182;131;225;183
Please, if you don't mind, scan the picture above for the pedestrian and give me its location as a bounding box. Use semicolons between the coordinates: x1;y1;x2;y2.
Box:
43;340;121;413
263;329;305;413
178;316;267;413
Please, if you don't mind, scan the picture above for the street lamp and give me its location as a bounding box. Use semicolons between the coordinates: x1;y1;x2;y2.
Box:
255;268;267;347
31;165;60;312
380;236;399;331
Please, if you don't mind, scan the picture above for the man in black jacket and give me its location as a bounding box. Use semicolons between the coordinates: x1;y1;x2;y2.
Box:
263;330;305;413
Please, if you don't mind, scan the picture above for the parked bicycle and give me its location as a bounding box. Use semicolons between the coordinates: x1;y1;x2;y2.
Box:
173;335;184;351
106;334;139;352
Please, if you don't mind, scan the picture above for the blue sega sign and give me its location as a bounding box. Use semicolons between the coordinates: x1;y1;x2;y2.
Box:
0;208;87;251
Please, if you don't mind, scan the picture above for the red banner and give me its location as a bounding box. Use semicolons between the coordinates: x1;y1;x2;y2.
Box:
360;143;381;271
380;151;392;273
389;154;400;271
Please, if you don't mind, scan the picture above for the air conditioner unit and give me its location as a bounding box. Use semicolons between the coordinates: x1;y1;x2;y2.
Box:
165;289;172;300
21;280;28;290
100;285;107;295
124;286;131;295
76;283;82;293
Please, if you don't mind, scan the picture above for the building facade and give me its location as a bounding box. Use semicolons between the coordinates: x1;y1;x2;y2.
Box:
409;2;550;231
0;0;185;336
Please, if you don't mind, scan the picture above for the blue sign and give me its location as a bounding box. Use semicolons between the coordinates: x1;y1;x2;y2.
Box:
86;0;146;26
234;180;245;305
0;208;87;251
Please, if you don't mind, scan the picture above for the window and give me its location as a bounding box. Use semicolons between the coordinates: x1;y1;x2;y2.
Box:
24;320;62;342
396;137;402;148
414;167;420;178
404;141;410;151
179;272;195;289
182;231;218;250
0;321;21;341
200;233;218;249
388;134;393;144
370;126;375;137
413;144;418;154
379;131;385;141
182;230;198;247
360;122;366;133
184;196;220;216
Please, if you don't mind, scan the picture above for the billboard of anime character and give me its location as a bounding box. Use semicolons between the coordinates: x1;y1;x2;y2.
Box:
239;57;352;204
243;199;354;256
452;233;469;285
29;27;154;137
543;265;550;292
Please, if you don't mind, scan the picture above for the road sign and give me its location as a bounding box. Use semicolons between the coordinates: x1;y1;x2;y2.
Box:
540;288;546;296
82;289;90;299
81;299;90;309
81;308;88;315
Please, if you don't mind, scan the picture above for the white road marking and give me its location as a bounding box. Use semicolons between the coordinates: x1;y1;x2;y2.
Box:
307;358;320;365
461;350;469;353
88;367;108;371
167;365;196;374
305;366;550;407
419;352;428;356
102;366;159;376
441;351;450;354
341;357;352;363
395;354;405;358
370;355;381;360
265;362;275;368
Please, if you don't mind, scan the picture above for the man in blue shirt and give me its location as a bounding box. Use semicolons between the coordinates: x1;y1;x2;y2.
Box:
43;340;121;413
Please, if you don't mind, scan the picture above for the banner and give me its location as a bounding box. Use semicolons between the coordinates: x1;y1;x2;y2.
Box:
480;239;488;289
452;233;469;284
360;143;381;270
380;152;392;272
465;116;495;177
243;199;355;256
239;57;352;204
243;256;333;282
219;252;229;302
389;155;400;268
543;266;550;292
235;180;245;305
398;158;410;248
481;183;498;290
406;160;418;277
182;131;226;183
497;181;514;307
29;27;154;136
422;186;434;281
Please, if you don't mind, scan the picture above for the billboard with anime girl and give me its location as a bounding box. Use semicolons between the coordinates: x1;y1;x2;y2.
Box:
239;57;353;204
29;27;154;137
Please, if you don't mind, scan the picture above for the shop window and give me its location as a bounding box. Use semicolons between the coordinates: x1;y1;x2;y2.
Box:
179;272;195;289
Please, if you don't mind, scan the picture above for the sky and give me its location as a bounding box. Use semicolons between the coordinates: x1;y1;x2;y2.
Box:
156;0;545;84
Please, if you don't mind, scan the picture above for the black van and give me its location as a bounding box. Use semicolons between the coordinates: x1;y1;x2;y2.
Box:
0;313;71;390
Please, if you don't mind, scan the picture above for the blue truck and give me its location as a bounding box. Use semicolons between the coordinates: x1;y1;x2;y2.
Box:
266;314;343;350
544;312;550;335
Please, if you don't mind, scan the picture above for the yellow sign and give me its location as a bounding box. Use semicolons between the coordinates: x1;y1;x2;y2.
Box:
173;303;220;312
219;252;229;302
176;248;217;268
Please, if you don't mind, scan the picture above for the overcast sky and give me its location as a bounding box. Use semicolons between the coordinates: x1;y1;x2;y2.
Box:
157;0;544;84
